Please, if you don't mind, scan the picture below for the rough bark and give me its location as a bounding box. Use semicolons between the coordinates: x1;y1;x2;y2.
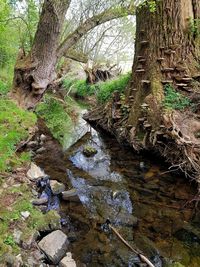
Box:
11;0;71;109
86;0;200;187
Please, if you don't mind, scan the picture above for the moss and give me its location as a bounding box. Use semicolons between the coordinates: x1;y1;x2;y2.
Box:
83;145;98;157
0;98;36;172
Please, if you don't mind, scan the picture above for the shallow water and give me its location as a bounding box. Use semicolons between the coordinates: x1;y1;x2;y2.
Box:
36;113;200;267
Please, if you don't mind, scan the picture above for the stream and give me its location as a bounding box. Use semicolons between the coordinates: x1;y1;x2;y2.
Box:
35;108;200;267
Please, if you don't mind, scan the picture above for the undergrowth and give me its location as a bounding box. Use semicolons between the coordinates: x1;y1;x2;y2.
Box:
63;73;131;103
0;183;60;259
163;84;192;110
0;99;36;172
36;95;79;145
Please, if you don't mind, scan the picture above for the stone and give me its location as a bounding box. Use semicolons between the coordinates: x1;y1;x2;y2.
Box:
50;180;65;195
13;229;22;245
59;252;77;267
82;145;97;157
40;134;47;142
27;163;46;181
36;147;46;154
38;230;69;264
21;211;30;219
62;189;78;201
32;197;48;206
174;222;200;244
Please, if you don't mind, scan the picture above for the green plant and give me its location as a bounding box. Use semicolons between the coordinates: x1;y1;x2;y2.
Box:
0;80;9;96
4;235;15;247
189;18;200;36
97;73;131;103
0;99;36;172
36;95;76;145
163;84;191;110
139;0;157;13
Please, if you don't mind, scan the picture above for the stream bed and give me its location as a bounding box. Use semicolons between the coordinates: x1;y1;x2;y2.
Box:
34;112;200;267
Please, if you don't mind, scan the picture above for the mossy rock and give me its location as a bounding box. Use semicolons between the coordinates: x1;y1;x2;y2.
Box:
82;145;97;157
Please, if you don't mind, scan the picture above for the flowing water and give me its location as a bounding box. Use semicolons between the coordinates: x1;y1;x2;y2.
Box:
35;111;200;267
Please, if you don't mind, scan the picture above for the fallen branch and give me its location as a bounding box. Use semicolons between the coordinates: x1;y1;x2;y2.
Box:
108;223;155;267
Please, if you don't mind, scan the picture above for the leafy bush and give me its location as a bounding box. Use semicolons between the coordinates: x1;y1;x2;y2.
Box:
163;84;191;110
0;99;36;172
97;73;131;103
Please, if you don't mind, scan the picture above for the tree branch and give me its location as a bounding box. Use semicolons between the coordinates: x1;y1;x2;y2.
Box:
64;49;88;63
57;5;135;57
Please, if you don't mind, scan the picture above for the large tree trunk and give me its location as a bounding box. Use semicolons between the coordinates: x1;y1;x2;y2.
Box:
11;0;70;109
86;0;200;186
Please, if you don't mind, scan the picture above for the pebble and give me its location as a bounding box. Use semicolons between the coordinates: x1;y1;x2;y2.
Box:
21;211;30;219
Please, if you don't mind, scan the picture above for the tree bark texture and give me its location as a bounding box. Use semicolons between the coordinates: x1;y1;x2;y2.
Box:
86;0;200;186
11;0;70;108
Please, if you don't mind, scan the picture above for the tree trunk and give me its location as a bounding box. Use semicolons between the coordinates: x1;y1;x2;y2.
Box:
11;0;70;109
86;0;200;186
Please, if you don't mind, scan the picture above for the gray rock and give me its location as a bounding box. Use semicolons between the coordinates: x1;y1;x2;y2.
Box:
50;180;65;195
38;230;69;264
40;134;47;142
21;211;30;219
27;163;46;181
59;252;76;267
32;197;48;205
62;189;77;201
36;147;46;154
13;229;22;245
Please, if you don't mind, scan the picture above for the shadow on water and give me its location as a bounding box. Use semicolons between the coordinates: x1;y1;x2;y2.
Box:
35;112;200;267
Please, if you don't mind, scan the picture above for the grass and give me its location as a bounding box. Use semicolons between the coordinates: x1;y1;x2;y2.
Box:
163;84;192;110
0;79;10;96
62;73;131;103
0;99;37;172
0;183;60;260
36;95;80;146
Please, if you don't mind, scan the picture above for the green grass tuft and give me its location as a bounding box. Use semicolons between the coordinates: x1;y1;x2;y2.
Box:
0;99;36;172
62;73;131;103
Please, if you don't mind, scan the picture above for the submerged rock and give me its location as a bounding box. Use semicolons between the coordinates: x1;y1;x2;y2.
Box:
38;230;69;264
82;145;97;157
62;189;78;201
50;180;65;195
27;163;46;181
174;222;200;244
59;252;77;267
32;197;48;206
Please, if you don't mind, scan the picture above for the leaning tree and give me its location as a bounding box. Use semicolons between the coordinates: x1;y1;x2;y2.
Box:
10;0;135;108
87;0;200;187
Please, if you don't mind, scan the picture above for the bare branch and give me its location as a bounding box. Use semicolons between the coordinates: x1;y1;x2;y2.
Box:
57;5;135;57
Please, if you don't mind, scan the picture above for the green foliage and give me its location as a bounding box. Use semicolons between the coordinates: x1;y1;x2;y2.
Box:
4;235;15;247
97;73;131;103
0;80;9;95
139;0;157;13
163;84;191;110
0;99;36;172
63;73;131;103
189;18;200;36
36;96;74;145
